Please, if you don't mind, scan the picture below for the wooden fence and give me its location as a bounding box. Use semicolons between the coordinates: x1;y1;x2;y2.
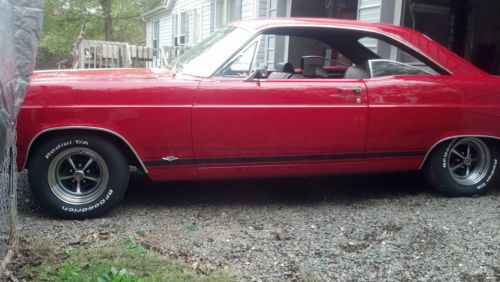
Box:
72;40;190;69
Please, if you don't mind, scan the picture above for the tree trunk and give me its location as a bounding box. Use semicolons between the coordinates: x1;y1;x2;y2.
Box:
100;0;113;41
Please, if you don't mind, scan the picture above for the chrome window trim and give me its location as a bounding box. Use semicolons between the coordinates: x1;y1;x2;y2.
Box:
23;126;148;173
219;37;260;78
419;135;500;169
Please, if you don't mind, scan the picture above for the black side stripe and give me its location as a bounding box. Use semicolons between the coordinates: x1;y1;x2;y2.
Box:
144;151;426;167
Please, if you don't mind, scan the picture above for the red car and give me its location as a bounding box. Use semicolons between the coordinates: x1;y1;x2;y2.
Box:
18;18;500;218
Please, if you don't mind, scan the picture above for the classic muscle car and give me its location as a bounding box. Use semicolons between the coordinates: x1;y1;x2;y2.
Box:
18;18;500;218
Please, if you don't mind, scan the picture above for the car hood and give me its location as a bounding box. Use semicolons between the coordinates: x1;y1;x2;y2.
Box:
31;68;173;84
23;67;200;107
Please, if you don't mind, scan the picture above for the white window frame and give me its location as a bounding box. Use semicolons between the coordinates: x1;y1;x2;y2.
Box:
152;20;160;49
214;0;241;29
192;9;201;45
174;11;189;46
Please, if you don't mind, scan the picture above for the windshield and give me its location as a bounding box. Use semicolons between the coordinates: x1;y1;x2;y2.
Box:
173;26;254;77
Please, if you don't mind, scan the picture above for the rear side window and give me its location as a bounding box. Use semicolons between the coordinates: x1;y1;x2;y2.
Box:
359;37;439;76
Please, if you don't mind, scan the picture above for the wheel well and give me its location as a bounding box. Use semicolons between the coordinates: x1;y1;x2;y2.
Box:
25;129;147;173
420;135;500;169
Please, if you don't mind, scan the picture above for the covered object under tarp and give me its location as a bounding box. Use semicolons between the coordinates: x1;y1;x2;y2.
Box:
0;0;42;273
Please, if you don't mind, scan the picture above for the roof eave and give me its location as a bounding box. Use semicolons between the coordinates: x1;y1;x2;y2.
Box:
142;6;169;19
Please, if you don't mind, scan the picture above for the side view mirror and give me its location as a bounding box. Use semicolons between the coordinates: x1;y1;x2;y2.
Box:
245;63;268;82
245;68;266;81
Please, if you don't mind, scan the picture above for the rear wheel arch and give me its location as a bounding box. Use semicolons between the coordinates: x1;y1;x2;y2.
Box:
422;135;500;196
25;127;148;174
419;135;500;170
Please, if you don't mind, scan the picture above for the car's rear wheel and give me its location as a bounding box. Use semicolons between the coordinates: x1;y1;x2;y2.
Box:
28;134;129;218
425;137;499;196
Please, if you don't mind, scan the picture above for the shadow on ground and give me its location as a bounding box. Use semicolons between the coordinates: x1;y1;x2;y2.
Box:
123;172;438;208
19;170;500;217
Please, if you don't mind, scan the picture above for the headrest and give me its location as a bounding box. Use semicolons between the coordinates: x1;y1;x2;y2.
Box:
344;65;370;79
303;63;328;78
275;62;294;73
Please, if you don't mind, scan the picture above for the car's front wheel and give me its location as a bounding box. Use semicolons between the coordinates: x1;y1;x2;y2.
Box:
425;137;499;196
28;134;129;218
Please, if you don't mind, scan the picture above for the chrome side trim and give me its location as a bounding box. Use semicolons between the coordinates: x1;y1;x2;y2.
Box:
419;135;500;169
24;126;148;173
162;156;179;162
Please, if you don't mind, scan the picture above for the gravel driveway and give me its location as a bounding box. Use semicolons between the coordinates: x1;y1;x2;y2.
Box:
17;171;499;281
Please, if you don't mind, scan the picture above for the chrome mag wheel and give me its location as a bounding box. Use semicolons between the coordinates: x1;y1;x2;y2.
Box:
47;147;109;205
447;138;491;186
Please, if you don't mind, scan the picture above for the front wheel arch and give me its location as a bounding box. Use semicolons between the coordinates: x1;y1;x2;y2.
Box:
28;133;131;218
25;127;147;173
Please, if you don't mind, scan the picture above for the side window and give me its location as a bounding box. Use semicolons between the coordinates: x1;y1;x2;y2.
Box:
368;60;434;78
222;41;258;77
254;35;351;71
222;33;352;79
358;37;439;76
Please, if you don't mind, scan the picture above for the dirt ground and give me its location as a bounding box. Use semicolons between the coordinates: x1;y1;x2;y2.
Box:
15;171;500;281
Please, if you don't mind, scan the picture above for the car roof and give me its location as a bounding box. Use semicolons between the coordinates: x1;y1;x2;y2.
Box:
233;18;487;76
236;17;403;33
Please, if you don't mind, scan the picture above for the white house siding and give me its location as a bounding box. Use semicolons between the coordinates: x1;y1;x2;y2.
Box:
145;12;171;47
163;15;173;46
357;0;402;24
146;19;152;47
161;15;172;47
357;0;403;58
144;0;294;68
145;0;206;49
357;0;382;23
258;0;268;17
172;0;204;46
145;0;290;49
241;0;253;19
201;1;212;38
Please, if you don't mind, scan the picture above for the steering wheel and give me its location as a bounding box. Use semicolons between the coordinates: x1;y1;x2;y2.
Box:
300;55;351;69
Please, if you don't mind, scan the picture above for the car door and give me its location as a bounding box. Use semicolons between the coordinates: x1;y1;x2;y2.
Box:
192;76;368;177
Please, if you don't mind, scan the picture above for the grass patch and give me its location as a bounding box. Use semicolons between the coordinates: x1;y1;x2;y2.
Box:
135;229;149;238
16;236;235;282
123;235;147;255
186;223;199;232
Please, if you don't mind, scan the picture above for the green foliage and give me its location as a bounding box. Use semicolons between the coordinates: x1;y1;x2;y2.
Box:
123;235;147;255
97;267;137;282
57;262;83;281
186;222;199;232
64;246;79;258
21;238;236;282
136;228;149;237
39;0;162;69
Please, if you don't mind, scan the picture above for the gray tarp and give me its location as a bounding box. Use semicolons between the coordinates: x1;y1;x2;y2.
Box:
0;0;43;159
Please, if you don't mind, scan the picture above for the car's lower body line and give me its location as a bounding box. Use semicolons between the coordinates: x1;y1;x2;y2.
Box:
144;151;426;167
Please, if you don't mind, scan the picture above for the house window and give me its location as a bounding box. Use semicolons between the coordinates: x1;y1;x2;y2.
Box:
210;1;215;32
174;11;189;46
214;0;241;29
152;20;160;49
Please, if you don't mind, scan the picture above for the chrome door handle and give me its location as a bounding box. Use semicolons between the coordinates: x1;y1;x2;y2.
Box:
337;87;362;95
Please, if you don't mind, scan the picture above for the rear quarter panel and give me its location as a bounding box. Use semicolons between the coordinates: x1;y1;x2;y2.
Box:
365;75;500;169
